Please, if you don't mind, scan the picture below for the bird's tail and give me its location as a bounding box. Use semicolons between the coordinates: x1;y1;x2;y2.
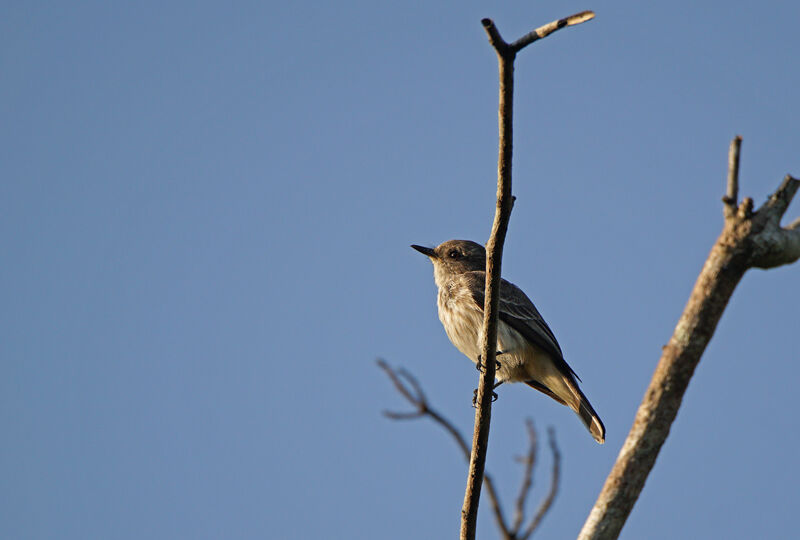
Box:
524;377;605;444
569;383;605;444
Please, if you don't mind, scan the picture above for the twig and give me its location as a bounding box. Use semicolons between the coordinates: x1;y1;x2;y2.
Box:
511;419;538;533
461;12;594;540
378;361;562;540
377;360;511;537
578;138;800;540
521;428;560;540
723;135;742;218
510;11;596;53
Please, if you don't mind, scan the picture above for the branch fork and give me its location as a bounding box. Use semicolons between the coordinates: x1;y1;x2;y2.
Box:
462;12;594;540
579;137;800;540
378;360;560;540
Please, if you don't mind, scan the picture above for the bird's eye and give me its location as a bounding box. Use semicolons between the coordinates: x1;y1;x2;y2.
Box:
448;250;460;259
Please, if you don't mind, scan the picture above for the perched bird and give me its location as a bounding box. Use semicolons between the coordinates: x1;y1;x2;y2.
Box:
411;239;605;444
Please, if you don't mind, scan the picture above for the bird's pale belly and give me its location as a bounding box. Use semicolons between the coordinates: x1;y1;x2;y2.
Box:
437;297;532;383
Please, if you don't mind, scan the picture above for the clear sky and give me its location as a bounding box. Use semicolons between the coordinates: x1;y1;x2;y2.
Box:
2;1;798;539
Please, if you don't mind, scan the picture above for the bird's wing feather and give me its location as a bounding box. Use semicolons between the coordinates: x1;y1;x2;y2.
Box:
465;272;580;382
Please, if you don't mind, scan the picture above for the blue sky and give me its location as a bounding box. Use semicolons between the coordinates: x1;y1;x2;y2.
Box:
2;1;798;539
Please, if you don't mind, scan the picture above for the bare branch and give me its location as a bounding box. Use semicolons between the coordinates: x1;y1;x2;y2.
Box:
522;427;561;540
579;139;800;539
511;11;595;53
763;175;799;218
737;196;754;220
461;19;516;540
377;359;425;411
383;411;425;421
377;360;511;538
379;361;563;540
481;11;595;58
461;14;593;539
748;175;800;269
723;135;742;218
397;367;427;403
481;18;512;57
511;419;538;534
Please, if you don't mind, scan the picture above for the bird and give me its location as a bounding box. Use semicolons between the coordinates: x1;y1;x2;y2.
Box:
411;239;605;444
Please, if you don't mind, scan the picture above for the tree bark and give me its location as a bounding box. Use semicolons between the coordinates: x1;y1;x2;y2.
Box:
578;138;800;540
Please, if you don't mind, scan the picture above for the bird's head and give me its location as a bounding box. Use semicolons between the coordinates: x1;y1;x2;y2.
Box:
411;239;487;286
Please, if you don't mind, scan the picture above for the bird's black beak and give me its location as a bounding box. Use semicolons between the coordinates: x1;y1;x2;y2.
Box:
411;244;437;258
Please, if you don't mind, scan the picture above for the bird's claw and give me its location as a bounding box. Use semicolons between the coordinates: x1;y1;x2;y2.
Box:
472;388;499;407
476;353;505;373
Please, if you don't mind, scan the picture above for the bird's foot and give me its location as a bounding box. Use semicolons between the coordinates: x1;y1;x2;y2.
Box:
472;388;499;407
476;354;504;373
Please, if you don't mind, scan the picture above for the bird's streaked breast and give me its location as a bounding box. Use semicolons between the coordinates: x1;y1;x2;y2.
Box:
437;281;484;362
436;277;532;383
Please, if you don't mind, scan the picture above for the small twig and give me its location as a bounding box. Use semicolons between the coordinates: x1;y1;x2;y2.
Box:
511;419;538;534
765;174;799;216
511;11;595;53
521;428;561;540
377;360;510;537
379;361;563;540
723;135;742;218
480;11;595;57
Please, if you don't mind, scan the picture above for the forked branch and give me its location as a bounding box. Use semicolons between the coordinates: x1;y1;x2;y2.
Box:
463;11;594;540
579;137;800;539
378;360;560;540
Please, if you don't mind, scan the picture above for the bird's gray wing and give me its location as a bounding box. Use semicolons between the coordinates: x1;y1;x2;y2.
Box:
465;272;580;381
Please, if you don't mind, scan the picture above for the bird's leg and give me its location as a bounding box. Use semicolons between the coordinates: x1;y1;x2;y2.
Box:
472;381;502;407
495;350;507;371
476;352;506;372
473;352;506;406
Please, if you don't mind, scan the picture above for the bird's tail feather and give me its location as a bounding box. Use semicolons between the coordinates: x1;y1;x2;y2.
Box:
569;383;605;444
524;378;605;444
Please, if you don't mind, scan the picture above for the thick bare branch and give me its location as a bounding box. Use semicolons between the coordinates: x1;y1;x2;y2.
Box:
579;138;800;540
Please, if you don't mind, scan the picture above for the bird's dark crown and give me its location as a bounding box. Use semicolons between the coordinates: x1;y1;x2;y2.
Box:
429;239;487;273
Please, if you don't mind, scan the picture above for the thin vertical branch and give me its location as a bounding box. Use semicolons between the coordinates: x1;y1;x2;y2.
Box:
461;20;513;540
461;12;595;540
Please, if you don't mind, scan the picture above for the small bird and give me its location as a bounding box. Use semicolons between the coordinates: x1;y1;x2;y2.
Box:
411;240;605;444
